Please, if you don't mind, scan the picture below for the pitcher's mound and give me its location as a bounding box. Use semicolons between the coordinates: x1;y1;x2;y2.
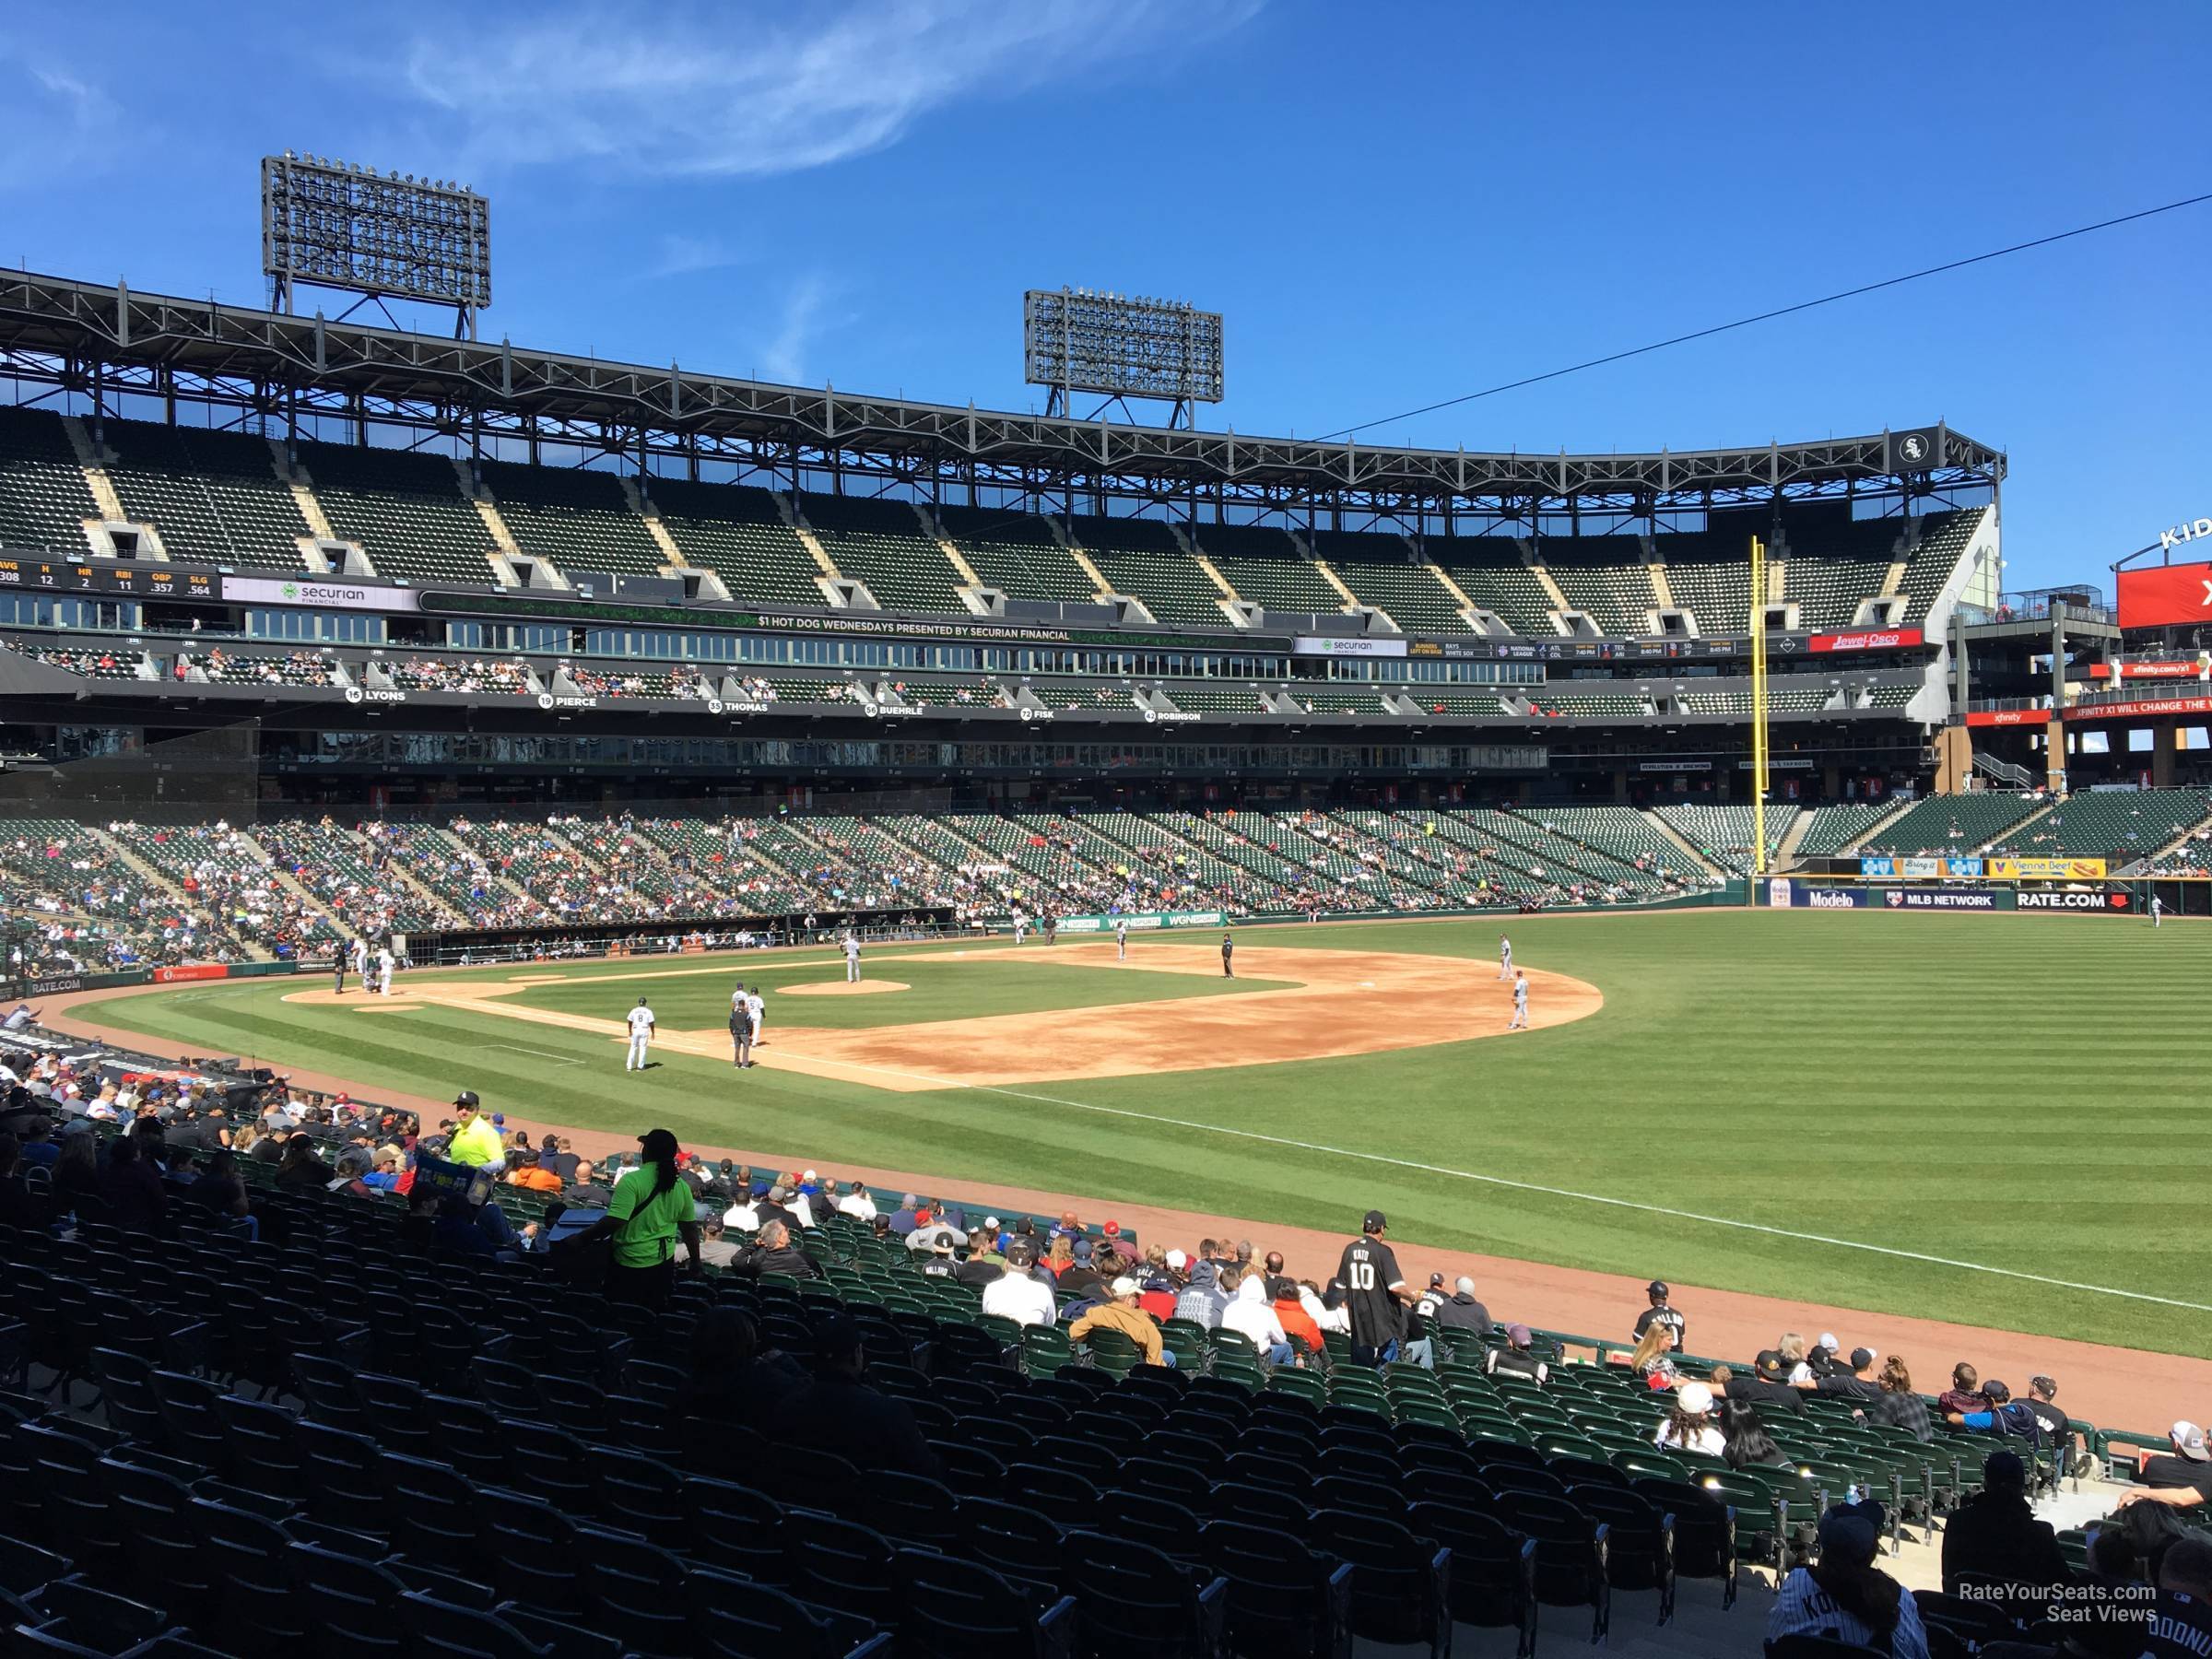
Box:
781;979;911;997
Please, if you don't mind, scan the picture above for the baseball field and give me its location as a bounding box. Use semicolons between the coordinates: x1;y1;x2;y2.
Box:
59;908;2211;1360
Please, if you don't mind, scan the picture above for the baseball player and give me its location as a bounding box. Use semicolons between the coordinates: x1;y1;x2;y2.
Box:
374;943;394;997
729;994;754;1068
1114;916;1129;962
1509;969;1529;1030
2151;894;2164;928
1220;931;1235;979
348;934;370;982
1498;934;1512;980
1012;911;1027;946
330;940;348;995
745;983;766;1047
625;995;656;1071
842;931;862;983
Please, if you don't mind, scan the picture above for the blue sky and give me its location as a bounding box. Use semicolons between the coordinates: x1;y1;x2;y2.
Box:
2;1;2205;591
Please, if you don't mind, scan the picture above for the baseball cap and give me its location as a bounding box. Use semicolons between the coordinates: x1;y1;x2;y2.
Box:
1362;1209;1387;1233
982;1215;1001;1231
1647;1280;1668;1298
452;1090;479;1109
1102;1219;1121;1237
1073;1239;1093;1260
1165;1248;1188;1269
1817;1500;1886;1566
1429;1272;1446;1288
1111;1277;1142;1298
2174;1421;2209;1461
1849;1347;1878;1371
1983;1450;2027;1489
1677;1382;1714;1416
637;1128;680;1159
1506;1323;1533;1347
1816;1333;1839;1351
801;1169;818;1182
491;1112;506;1127
1754;1349;1788;1382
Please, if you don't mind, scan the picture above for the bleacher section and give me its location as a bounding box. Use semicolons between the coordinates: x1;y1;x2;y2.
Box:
1894;508;1984;621
1793;802;1902;856
935;507;1100;603
1779;515;1901;630
1657;804;1801;875
1658;540;1751;633
1428;545;1554;634
0;405;99;552
481;461;665;575
1318;534;1472;632
801;495;964;613
101;420;306;567
1538;539;1656;635
648;480;825;608
1193;524;1342;615
1069;517;1225;626
297;442;502;586
2006;789;2212;864
1858;793;2045;854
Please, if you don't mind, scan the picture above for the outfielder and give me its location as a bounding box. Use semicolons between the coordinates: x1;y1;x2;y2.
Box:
745;983;766;1047
843;931;862;983
1114;916;1129;961
1509;969;1529;1030
2151;894;2164;928
1498;934;1512;980
374;944;394;996
625;995;656;1071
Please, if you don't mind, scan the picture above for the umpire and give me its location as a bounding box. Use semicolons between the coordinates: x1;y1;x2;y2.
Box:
1220;931;1234;978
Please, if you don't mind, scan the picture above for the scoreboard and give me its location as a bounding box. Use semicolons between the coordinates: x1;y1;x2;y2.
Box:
0;557;219;600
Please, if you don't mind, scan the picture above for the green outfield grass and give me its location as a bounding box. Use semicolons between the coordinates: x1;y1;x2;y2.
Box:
497;951;1290;1030
84;911;2212;1359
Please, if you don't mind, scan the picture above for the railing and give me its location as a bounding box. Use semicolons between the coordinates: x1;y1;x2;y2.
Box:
1973;752;2035;788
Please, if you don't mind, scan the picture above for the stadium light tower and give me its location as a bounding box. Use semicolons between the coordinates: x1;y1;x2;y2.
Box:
1024;287;1224;429
261;152;492;338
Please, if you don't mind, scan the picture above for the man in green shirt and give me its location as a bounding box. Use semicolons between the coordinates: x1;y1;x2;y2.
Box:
444;1092;506;1171
589;1127;702;1307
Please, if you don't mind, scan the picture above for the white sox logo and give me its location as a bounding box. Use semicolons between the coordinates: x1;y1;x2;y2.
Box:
1897;433;1929;464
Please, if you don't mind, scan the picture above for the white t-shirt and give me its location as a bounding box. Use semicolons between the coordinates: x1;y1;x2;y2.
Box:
838;1192;878;1219
627;1006;655;1036
1654;1420;1726;1456
1221;1296;1288;1350
981;1271;1059;1327
723;1201;760;1232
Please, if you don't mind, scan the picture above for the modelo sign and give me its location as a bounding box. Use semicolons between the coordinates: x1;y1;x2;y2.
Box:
2117;560;2212;629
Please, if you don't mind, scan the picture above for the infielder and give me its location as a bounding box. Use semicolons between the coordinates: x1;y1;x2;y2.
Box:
625;995;656;1071
374;944;394;996
348;934;370;982
1114;916;1129;961
1220;931;1235;978
1498;934;1512;980
843;931;862;983
729;994;754;1068
1012;912;1027;946
745;983;766;1047
1509;969;1529;1030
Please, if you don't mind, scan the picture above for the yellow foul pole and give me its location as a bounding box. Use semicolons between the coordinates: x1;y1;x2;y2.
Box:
1749;535;1770;882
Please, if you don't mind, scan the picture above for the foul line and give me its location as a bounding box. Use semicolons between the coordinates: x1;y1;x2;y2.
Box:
793;1050;2210;1315
485;1043;586;1066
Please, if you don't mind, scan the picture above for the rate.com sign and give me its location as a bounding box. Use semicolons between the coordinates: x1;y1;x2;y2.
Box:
2117;560;2212;629
2017;889;2133;912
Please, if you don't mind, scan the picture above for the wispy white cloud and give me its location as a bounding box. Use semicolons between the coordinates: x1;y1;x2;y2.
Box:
642;233;752;280
756;274;834;384
0;61;124;192
396;0;1262;180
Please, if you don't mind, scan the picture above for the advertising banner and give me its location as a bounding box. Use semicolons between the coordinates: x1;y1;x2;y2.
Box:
1859;856;1943;878
1789;887;1868;909
2064;695;2212;723
2117;561;2212;630
1051;910;1225;934
2017;889;2134;912
1986;856;2107;881
1944;857;1984;878
1767;878;1793;908
223;575;424;615
1963;708;2049;728
1881;887;2005;911
1293;636;1407;658
152;963;229;984
1808;628;1924;653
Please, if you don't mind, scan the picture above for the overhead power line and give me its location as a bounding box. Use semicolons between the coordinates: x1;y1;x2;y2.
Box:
1317;191;2212;443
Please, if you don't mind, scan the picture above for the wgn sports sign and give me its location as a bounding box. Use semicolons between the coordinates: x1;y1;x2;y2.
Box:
1051;910;1226;933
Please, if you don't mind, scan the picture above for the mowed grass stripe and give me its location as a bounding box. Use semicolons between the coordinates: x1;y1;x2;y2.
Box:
79;912;2212;1357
